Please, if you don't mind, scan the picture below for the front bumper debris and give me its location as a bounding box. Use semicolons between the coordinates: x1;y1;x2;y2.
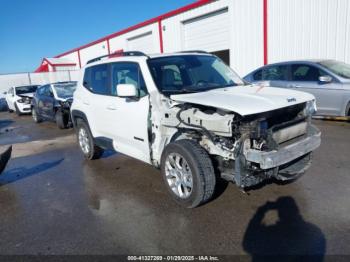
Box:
245;126;321;170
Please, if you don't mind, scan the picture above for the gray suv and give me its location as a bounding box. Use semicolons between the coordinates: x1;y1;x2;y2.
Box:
244;60;350;117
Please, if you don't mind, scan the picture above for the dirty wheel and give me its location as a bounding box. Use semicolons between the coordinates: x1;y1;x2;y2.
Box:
32;108;42;123
161;139;216;208
76;120;103;160
55;110;67;129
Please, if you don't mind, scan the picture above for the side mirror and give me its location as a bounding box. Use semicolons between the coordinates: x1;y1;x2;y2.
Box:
116;84;138;98
319;75;332;83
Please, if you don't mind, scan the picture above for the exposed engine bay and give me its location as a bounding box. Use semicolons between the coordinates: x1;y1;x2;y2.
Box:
153;99;321;188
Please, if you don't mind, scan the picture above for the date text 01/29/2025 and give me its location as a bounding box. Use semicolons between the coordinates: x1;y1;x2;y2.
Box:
127;255;220;261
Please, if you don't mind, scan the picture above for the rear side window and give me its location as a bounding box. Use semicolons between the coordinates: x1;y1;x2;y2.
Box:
262;65;289;81
83;64;109;95
291;64;327;81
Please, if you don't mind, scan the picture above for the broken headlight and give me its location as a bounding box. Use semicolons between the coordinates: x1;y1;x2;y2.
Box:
304;100;317;116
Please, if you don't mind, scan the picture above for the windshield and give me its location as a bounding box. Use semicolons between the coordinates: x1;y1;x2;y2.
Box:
147;55;244;95
16;85;38;95
319;60;350;79
53;83;77;99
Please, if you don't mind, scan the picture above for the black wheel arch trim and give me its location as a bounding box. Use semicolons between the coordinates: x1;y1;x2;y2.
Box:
71;110;89;128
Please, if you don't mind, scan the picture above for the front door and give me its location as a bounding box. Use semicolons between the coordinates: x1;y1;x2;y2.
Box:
289;64;343;116
83;62;151;163
41;85;55;119
106;62;150;163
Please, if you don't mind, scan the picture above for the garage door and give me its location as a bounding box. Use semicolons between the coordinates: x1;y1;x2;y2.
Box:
183;8;229;52
127;31;156;54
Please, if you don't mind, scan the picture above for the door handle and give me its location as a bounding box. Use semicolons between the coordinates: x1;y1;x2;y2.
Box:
294;85;302;88
106;105;117;110
83;101;90;105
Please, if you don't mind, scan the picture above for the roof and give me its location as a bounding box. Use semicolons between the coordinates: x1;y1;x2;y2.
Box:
45;58;76;66
34;57;76;72
85;51;213;67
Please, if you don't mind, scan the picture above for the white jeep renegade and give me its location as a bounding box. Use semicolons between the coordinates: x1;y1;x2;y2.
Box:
71;51;321;208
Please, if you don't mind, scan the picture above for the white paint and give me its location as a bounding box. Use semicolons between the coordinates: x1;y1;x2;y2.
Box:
79;40;109;66
268;0;350;65
171;85;315;116
109;23;159;54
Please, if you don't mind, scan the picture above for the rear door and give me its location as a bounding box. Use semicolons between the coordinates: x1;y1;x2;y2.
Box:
255;64;290;88
41;85;55;119
289;64;343;115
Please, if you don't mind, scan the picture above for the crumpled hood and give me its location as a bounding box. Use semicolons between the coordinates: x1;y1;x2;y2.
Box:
170;85;315;116
17;93;34;98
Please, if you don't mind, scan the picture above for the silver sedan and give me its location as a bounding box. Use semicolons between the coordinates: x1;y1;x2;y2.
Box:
244;60;350;117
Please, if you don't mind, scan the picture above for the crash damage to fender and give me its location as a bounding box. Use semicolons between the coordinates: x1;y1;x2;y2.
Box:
149;85;321;188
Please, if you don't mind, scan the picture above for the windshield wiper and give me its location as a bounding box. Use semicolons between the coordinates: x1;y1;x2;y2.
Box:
162;89;200;94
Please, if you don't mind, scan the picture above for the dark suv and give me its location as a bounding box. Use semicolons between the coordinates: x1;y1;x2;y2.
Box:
31;81;77;129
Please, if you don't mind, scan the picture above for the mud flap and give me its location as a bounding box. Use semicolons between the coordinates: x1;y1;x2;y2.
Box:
0;145;12;174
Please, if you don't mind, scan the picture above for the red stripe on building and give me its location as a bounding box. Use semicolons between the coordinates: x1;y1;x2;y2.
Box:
55;0;213;58
107;39;111;55
263;0;268;65
78;50;82;68
158;20;164;53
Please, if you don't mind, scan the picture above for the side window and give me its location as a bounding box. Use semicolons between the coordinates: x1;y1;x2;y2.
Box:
262;65;289;81
291;64;325;81
111;62;148;97
37;86;45;96
42;85;51;96
253;70;262;81
83;64;109;95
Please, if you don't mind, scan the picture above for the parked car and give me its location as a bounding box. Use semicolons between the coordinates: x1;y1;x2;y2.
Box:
71;51;321;208
5;85;39;115
244;60;350;117
31;81;77;129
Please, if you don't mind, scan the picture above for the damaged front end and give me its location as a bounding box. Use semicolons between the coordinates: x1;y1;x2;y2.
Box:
222;102;321;188
158;100;321;189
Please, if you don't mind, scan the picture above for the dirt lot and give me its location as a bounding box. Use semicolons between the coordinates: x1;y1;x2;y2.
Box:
0;112;349;257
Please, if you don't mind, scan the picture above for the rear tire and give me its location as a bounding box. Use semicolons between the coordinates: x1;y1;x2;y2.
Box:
161;139;216;208
76;120;103;160
55;110;67;129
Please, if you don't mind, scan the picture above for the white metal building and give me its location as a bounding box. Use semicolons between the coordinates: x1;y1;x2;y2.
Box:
37;0;350;76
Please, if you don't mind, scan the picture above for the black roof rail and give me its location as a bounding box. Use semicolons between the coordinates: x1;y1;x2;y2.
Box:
86;51;149;65
179;50;210;54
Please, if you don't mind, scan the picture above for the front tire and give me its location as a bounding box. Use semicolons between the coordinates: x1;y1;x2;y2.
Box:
76;120;103;160
161;139;216;208
55;110;67;129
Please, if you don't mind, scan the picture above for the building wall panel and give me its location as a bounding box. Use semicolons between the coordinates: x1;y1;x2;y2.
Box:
183;8;229;52
59;51;80;69
79;40;109;66
109;23;159;54
268;0;350;64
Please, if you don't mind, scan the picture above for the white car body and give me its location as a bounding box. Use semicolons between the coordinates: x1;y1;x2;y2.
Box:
6;86;37;114
71;52;321;198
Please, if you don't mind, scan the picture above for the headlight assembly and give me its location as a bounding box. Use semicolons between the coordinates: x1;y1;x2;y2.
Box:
305;100;317;116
